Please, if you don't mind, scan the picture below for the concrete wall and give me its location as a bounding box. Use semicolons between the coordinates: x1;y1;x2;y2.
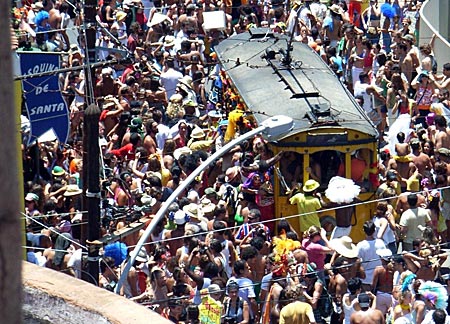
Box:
22;262;172;324
420;0;450;72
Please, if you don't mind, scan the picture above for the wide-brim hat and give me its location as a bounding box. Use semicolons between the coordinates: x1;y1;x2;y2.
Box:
200;198;216;214
34;2;44;9
190;126;206;139
208;110;223;118
141;194;157;207
329;4;341;14
179;75;193;90
135;247;149;263
183;203;204;219
163;35;176;47
147;12;172;27
173;146;192;160
225;166;240;183
69;43;80;53
208;284;221;294
329;236;358;258
116;11;127;21
376;248;393;261
303;179;320;192
52;166;66;177
169;93;183;103
63;184;83;197
177;82;192;94
174;210;188;225
403;34;415;42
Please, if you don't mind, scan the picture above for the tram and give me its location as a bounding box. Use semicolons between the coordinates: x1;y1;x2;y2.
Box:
215;29;379;241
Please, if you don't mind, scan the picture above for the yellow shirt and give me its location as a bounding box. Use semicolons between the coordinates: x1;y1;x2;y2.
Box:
289;193;321;233
188;139;214;152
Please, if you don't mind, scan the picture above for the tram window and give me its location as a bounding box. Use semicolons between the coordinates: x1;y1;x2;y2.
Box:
310;151;343;188
277;151;302;195
336;149;371;191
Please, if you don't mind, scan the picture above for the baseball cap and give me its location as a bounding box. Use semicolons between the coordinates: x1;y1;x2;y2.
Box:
358;293;371;308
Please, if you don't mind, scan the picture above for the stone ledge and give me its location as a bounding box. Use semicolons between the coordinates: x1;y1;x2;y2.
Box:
22;262;172;324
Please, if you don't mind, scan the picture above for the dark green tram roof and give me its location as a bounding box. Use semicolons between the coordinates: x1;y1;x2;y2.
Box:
214;30;379;142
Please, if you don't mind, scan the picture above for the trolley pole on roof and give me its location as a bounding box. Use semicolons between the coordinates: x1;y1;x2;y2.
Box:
82;0;102;284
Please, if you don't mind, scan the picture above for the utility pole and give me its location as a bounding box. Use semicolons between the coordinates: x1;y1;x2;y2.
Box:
82;0;101;284
84;104;101;285
0;10;22;324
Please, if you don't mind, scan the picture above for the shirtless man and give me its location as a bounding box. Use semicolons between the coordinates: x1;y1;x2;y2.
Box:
432;62;450;92
409;139;433;177
100;96;123;137
434;115;450;153
48;0;69;49
143;119;158;155
350;292;385;324
328;257;349;322
96;68;120;98
324;6;343;47
395;191;426;215
398;43;414;84
371;251;394;315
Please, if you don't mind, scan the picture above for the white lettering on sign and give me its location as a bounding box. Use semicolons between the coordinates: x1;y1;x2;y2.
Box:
35;84;49;95
26;63;58;76
29;103;66;115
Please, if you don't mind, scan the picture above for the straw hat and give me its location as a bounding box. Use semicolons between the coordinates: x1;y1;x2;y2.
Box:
200;198;216;214
69;43;81;55
329;236;358;258
141;194;157;207
34;2;44;10
190;127;206;139
302;179;320;192
183;203;204;219
179;75;193;90
116;11;127;21
173;146;192;160
63;184;83;197
163;35;176;47
135;247;149;263
225;166;240;183
147;12;172;27
329;4;342;14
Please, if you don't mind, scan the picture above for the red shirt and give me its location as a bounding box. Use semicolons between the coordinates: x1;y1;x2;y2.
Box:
110;143;135;160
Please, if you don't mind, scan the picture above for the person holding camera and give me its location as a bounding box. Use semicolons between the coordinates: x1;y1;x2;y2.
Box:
223;280;250;324
226;260;259;323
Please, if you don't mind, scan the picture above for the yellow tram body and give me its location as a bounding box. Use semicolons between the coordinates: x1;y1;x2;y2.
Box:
215;30;380;242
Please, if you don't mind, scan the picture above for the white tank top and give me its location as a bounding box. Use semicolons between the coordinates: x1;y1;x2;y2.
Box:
343;293;358;324
374;216;396;244
221;239;233;278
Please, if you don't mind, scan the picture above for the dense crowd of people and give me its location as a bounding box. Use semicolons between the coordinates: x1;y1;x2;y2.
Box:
14;0;450;322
